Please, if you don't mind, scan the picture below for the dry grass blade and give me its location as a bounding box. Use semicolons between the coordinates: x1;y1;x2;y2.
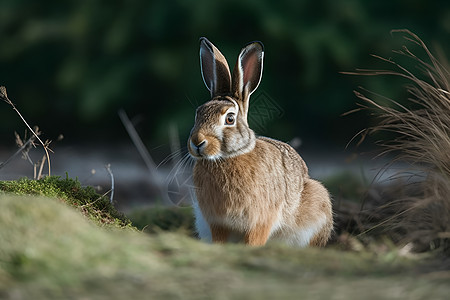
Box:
0;132;36;170
118;109;172;205
105;164;114;204
0;86;52;177
347;30;450;254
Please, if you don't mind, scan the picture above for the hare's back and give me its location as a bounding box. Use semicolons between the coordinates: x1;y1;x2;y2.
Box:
257;136;309;178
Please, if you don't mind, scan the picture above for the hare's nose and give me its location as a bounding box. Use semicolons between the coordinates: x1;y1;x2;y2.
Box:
196;140;206;149
190;139;207;155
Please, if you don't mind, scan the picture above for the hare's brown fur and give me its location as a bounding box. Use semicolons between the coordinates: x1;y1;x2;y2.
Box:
190;38;333;247
193;138;332;246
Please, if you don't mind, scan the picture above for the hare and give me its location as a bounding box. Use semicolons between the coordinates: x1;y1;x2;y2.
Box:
188;37;333;247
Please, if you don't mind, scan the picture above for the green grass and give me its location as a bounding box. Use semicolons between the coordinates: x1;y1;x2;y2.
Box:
0;176;132;229
0;192;449;299
127;205;195;235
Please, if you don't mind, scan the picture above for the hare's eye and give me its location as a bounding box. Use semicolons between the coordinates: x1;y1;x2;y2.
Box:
225;113;235;125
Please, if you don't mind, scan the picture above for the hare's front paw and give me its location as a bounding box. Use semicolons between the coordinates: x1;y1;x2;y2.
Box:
244;223;273;246
210;224;231;243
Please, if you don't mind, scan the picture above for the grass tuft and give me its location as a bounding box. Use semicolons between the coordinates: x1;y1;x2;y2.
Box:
0;176;132;229
348;30;450;254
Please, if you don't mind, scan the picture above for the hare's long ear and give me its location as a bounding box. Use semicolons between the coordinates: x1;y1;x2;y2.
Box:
232;41;264;118
200;37;232;97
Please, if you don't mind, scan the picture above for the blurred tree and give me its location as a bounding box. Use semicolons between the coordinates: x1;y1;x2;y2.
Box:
0;0;449;150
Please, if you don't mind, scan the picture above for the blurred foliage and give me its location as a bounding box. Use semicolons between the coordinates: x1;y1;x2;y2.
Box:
1;0;449;149
323;171;367;202
127;205;195;234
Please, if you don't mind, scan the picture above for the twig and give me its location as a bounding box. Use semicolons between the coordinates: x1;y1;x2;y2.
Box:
118;109;157;171
79;190;112;208
0;136;35;170
105;164;115;204
16;130;36;165
118;109;172;205
0;86;51;177
36;155;47;180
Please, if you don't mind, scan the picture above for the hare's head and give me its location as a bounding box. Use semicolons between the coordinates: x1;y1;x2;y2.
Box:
188;38;264;160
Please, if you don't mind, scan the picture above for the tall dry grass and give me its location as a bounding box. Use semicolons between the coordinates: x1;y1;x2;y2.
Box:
347;30;450;254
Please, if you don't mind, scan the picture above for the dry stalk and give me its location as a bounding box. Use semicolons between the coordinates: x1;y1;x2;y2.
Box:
15;130;36;165
0;86;52;177
36;155;47;180
118;109;172;205
105;164;114;204
0;133;35;170
346;29;450;253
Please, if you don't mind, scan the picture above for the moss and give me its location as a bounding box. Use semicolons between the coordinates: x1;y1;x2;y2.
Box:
0;176;133;229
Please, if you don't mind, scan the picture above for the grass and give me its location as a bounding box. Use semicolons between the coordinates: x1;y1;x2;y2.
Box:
0;176;132;229
1;193;449;299
345;30;450;254
127;205;195;234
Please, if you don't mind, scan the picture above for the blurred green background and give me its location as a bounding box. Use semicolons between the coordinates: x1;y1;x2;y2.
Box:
1;0;449;151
